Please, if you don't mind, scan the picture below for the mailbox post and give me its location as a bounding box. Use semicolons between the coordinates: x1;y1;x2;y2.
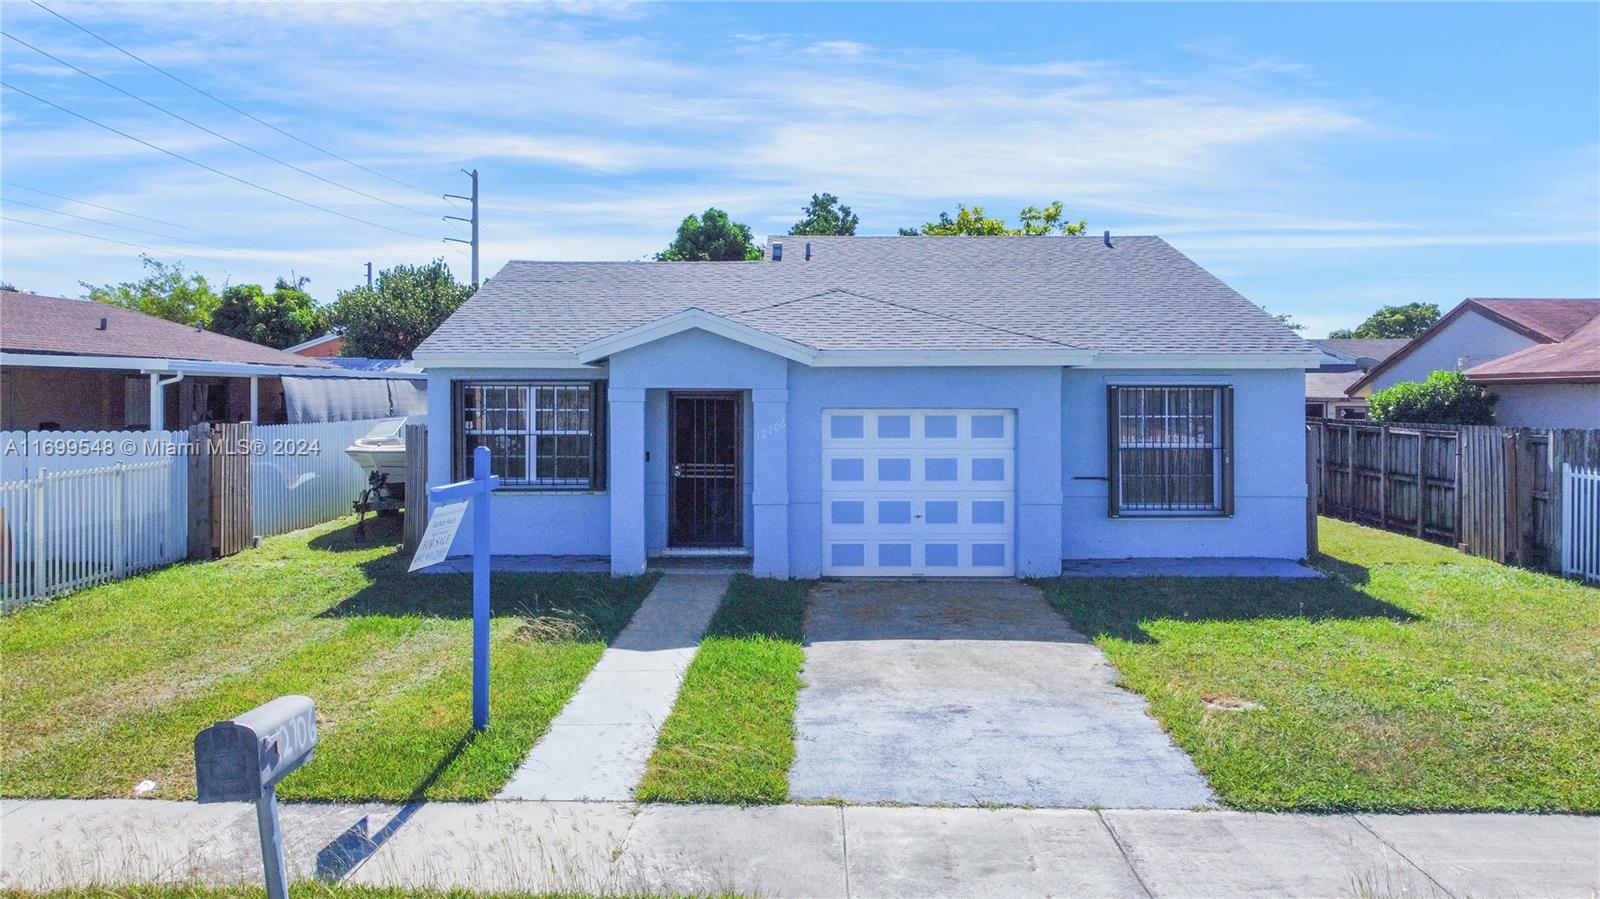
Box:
194;695;318;899
421;444;500;730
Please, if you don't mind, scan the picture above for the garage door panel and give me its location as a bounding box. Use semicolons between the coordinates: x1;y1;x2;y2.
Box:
822;409;1015;577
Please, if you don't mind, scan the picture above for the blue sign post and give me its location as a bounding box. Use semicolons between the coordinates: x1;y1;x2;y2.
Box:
425;445;500;731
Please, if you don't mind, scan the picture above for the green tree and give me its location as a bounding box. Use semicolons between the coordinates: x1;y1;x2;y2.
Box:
1327;302;1441;340
907;201;1087;236
83;255;220;326
789;192;859;236
1368;370;1496;425
210;277;328;349
657;208;763;261
1265;309;1306;332
327;260;474;358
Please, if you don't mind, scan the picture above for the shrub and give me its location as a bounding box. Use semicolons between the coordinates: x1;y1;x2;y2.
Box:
1368;370;1496;424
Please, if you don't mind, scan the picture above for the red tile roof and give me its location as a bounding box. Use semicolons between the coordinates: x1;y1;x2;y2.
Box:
0;291;334;368
1466;313;1600;383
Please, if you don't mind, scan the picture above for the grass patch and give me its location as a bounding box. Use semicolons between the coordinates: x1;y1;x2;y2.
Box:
0;887;724;899
0;516;656;802
1035;517;1600;812
634;574;812;804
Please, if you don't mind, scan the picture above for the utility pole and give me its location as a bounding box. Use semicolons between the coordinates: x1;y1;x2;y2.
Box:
444;169;479;285
365;262;372;289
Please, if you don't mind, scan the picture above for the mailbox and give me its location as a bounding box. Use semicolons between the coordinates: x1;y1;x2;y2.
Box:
195;695;317;803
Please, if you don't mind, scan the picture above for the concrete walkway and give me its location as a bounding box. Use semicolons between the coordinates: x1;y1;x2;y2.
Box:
5;799;1598;897
497;573;728;801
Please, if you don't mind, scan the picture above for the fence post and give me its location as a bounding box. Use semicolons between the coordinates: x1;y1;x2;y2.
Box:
1305;424;1319;558
403;424;429;553
187;424;212;560
31;468;46;598
113;463;126;578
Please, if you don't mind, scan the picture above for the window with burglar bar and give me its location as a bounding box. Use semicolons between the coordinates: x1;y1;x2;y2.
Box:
1107;385;1233;516
455;382;606;489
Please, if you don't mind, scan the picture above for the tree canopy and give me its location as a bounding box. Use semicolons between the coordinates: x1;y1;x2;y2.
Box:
1368;370;1495;425
902;201;1087;237
657;207;763;261
83;255;220;327
1327;302;1441;339
327;259;475;358
210;277;327;349
789;193;859;236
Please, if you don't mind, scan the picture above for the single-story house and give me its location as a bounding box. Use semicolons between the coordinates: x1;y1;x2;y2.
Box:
1346;297;1600;429
412;235;1319;579
1305;338;1409;420
1463;312;1600;429
0;290;426;433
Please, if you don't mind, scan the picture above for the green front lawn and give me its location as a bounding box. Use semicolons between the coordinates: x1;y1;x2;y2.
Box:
634;575;811;804
0;516;656;802
1037;517;1600;812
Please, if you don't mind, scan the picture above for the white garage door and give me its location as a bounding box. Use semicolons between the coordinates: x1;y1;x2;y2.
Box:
821;408;1015;576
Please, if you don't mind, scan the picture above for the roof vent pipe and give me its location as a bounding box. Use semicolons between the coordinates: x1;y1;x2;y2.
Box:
97;317;107;330
805;242;811;261
772;241;783;262
1103;230;1113;248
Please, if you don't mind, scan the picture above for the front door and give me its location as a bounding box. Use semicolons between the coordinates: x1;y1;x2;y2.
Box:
669;392;742;547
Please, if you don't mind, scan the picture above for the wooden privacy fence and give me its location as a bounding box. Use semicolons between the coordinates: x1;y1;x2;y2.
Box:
402;423;429;552
1309;420;1600;575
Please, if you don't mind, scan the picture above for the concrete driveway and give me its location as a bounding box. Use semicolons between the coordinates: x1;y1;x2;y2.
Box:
788;579;1215;808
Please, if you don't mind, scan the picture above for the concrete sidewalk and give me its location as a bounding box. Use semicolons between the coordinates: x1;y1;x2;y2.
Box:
4;799;1597;898
497;573;728;801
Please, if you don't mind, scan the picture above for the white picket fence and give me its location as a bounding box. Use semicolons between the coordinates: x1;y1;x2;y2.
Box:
0;418;392;608
0;460;185;610
1562;464;1600;584
252;418;384;538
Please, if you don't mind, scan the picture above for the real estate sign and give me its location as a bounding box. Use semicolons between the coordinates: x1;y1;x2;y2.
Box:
408;500;468;572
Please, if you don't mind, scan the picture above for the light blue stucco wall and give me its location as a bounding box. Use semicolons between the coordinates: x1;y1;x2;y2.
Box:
608;330;786;575
1060;368;1307;559
423;330;1309;573
424;367;611;558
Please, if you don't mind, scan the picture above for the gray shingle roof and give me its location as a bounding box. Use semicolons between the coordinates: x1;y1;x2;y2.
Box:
416;236;1310;358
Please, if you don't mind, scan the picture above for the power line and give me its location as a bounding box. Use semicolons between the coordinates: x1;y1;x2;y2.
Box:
2;196;279;261
2;180;235;239
29;0;449;207
3;211;212;260
1;80;438;242
1;30;441;222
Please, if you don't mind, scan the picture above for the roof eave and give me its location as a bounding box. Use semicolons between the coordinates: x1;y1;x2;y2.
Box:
0;351;419;379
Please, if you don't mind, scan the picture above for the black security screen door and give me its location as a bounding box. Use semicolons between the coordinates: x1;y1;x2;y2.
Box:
669;393;742;547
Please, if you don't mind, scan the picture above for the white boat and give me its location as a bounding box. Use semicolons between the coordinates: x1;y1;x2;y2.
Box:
344;417;408;495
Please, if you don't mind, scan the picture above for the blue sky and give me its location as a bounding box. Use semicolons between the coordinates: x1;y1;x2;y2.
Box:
1;1;1596;337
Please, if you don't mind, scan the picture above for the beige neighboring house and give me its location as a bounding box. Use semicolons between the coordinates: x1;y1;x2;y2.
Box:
1346;298;1600;429
1464;313;1600;429
1305;338;1410;419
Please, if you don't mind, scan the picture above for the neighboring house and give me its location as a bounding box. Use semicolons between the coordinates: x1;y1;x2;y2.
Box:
287;333;345;357
1348;298;1600;405
1463;313;1600;429
413;235;1318;578
1305;338;1409;420
0;291;426;433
